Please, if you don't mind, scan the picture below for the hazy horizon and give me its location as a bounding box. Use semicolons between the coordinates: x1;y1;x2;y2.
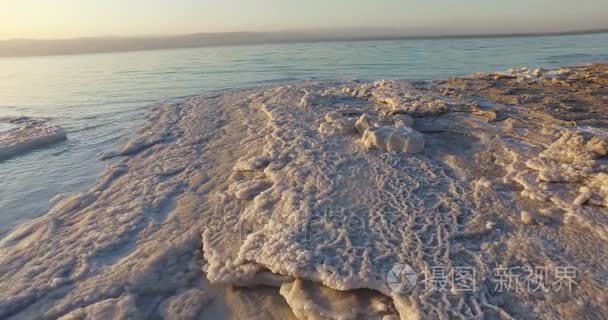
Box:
3;26;608;42
2;28;608;58
2;0;608;40
3;0;608;57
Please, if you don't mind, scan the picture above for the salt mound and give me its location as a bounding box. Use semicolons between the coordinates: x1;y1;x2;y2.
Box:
0;117;67;160
361;126;425;153
354;111;422;154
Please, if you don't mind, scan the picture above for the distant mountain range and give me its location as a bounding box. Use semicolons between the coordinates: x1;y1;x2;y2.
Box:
1;28;607;57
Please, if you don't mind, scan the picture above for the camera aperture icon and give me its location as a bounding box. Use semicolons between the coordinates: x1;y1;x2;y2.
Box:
387;263;418;293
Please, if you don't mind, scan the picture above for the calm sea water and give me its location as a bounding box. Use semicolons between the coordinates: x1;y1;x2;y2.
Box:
1;33;608;233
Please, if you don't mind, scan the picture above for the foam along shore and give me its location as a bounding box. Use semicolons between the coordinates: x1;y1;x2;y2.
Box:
1;64;608;319
0;117;67;161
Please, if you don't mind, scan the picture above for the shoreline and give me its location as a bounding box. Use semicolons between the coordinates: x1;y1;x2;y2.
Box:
1;63;608;319
2;29;608;58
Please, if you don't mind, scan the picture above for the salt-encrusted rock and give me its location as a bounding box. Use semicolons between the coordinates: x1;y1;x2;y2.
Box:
520;211;535;225
355;114;372;134
361;126;425;153
480;66;573;83
355;113;410;136
392;114;415;127
0;117;67;160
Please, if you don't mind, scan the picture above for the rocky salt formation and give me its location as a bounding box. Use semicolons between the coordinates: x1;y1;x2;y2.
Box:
361;126;424;153
353;113;424;154
0;117;67;160
1;64;608;320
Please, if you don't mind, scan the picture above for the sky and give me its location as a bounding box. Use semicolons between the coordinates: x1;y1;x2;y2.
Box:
1;0;608;40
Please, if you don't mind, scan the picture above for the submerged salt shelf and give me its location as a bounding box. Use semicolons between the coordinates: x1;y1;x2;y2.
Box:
1;64;608;319
0;117;67;161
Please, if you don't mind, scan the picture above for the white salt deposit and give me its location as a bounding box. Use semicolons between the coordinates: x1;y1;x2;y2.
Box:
363;80;474;116
525;131;604;183
0;117;67;160
355;113;372;134
361;126;425;153
475;66;572;83
1;66;607;319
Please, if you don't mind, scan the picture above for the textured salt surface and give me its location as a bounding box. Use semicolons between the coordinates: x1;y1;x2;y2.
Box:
1;64;608;319
0;117;67;161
